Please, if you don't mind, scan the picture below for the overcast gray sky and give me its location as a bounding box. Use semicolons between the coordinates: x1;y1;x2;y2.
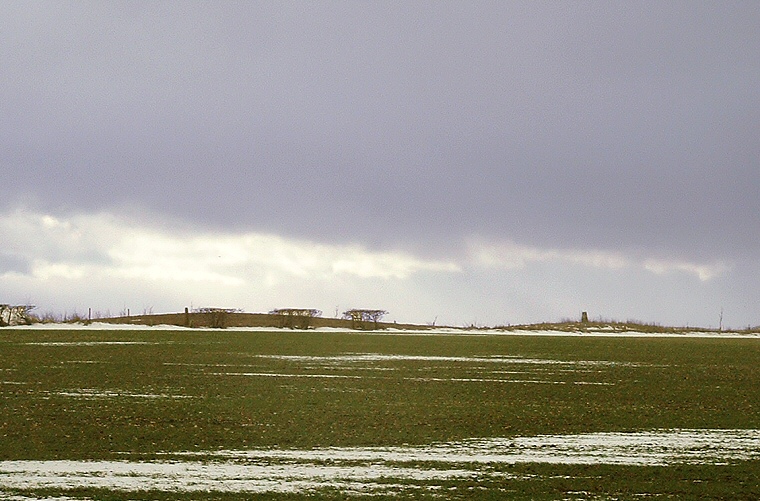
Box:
2;1;759;328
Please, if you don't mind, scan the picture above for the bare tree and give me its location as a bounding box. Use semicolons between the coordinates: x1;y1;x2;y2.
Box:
0;304;36;326
269;308;322;329
194;307;241;329
0;305;10;327
342;309;388;330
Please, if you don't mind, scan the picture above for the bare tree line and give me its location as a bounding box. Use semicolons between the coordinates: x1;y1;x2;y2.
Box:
0;303;390;330
269;308;388;330
342;309;388;330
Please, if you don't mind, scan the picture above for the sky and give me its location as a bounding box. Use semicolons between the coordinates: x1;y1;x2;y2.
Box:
2;1;759;328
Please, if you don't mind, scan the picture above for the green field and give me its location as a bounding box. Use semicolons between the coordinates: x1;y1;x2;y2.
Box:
1;328;759;499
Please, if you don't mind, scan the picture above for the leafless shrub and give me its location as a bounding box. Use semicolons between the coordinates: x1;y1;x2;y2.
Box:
65;310;87;324
37;311;62;323
342;309;388;330
269;308;322;329
194;307;241;328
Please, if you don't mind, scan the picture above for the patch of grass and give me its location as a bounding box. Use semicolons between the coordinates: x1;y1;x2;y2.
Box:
1;329;759;498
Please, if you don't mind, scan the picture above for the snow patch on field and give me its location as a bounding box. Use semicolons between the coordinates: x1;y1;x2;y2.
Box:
1;430;758;497
179;429;760;466
18;341;168;346
212;372;366;380
9;323;189;331
201;352;632;386
8;322;760;337
254;353;634;366
211;371;615;385
157;352;643;387
48;389;194;399
0;461;478;494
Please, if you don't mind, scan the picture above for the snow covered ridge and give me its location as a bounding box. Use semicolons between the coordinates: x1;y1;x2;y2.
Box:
7;321;760;337
0;430;758;496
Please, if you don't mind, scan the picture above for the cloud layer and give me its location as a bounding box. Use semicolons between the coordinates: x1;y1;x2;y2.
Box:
3;3;759;258
1;209;747;327
469;239;729;281
2;3;759;327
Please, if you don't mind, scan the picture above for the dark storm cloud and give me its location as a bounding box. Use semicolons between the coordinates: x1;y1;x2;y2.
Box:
2;1;759;261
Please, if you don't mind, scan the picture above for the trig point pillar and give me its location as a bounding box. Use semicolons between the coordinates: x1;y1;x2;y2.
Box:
581;311;589;323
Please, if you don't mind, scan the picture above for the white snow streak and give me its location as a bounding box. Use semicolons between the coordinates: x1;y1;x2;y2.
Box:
1;430;758;496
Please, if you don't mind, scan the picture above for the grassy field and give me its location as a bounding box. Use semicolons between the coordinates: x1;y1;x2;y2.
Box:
1;328;759;499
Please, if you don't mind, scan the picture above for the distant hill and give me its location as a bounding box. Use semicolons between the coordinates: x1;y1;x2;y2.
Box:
94;310;427;331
